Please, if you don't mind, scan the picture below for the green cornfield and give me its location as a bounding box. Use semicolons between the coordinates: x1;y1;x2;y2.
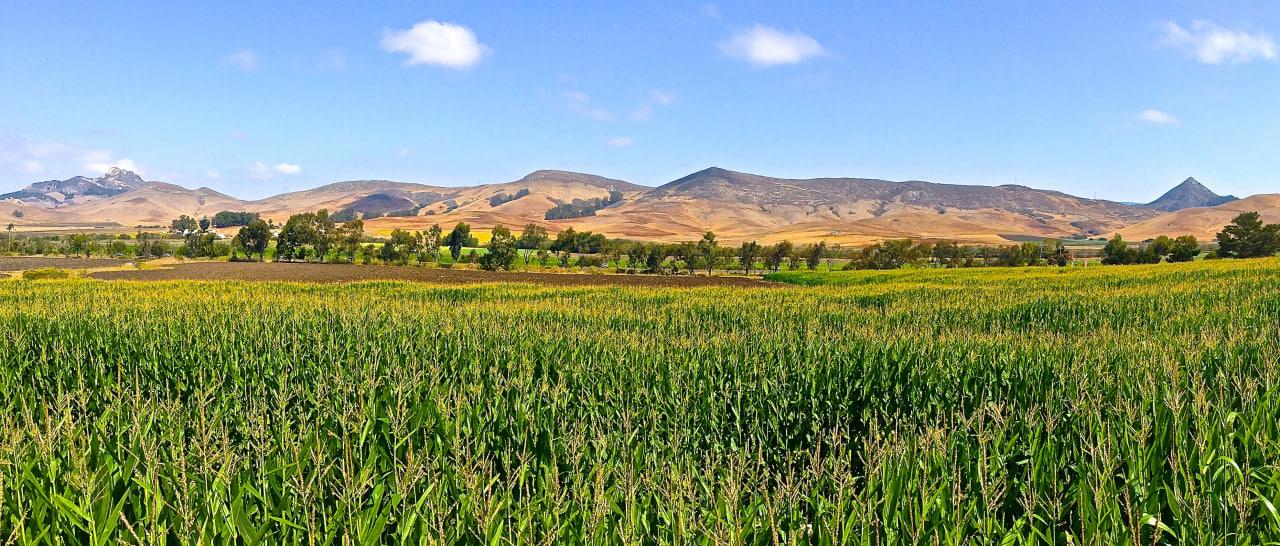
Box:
2;260;1280;544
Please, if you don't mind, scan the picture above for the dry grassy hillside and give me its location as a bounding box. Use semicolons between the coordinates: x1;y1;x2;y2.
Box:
567;168;1159;244
5;167;1237;245
1120;194;1280;241
57;183;247;227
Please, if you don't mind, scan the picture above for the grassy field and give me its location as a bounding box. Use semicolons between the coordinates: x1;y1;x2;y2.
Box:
1;259;1279;543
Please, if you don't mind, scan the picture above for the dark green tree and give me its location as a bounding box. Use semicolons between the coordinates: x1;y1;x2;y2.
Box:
480;225;519;271
644;244;664;274
235;219;272;261
1149;236;1174;259
1216;212;1280;259
1047;240;1071;267
673;241;699;274
1167;235;1201;263
806;241;827;270
445;223;473;262
170;215;198;234
387;229;417;265
764;240;793;272
738;241;762;274
274;212;318;262
379;241;398;264
517;223;549;264
426;224;443;264
336;219;364;263
1101;234;1136;265
697;231;718;275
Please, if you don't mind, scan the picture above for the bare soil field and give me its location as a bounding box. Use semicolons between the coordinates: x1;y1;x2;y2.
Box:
90;261;775;288
0;256;131;271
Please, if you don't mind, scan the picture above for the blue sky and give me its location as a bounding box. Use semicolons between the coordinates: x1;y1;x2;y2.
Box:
2;1;1278;200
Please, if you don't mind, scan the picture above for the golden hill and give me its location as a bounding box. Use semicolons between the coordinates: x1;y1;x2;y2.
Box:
1119;194;1280;241
3;167;1264;245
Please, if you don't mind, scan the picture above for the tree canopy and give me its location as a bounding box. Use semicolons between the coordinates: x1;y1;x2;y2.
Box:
1216;212;1280;259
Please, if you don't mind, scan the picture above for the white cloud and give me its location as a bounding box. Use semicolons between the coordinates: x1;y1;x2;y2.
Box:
224;49;260;71
649;89;676;106
629;105;653;122
1137;109;1179;125
21;141;72;159
249;162;271;178
1158;20;1277;65
381;20;487;68
249;161;301;179
719;25;825;66
701;4;721;20
394;147;416;158
563;91;591;103
206;171;221;179
0;132;142;177
85;157;138;175
561;91;613;121
607;136;634;148
630;89;678;122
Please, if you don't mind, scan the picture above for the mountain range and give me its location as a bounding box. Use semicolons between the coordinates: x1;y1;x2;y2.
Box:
1;167;1266;244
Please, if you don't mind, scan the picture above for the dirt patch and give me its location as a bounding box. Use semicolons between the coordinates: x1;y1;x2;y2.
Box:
89;261;776;288
0;256;131;271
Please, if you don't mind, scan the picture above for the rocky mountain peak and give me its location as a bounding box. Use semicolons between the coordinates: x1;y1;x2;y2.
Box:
1144;177;1237;212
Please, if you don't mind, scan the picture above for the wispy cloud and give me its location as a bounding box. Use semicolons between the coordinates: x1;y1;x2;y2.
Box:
249;161;302;179
0;131;140;177
563;91;613;121
629;105;653;122
607;136;634;148
223;49;260;71
630;90;677;122
1137;109;1179;125
563;91;591;103
719;25;825;66
1157;20;1276;65
381;20;487;68
85;157;138;175
649;90;676;106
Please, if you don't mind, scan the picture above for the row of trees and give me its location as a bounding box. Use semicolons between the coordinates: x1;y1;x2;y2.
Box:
374;225;477;265
1099;212;1278;265
13;208;1274;274
0;229;177;259
836;239;1073;270
1100;234;1200;265
171;211;263;233
264;210;486;265
233;210;1280;271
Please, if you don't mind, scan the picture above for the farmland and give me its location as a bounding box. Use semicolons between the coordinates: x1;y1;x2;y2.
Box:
1;259;1279;543
88;261;773;288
